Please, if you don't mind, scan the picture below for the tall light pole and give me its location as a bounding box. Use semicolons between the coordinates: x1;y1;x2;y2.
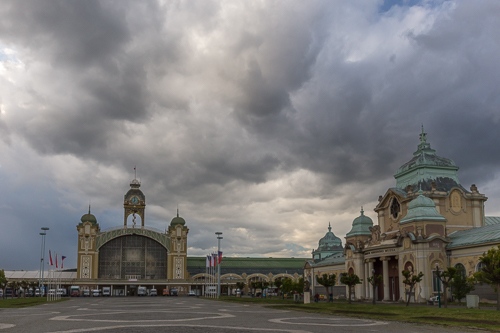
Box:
40;227;49;295
215;232;223;298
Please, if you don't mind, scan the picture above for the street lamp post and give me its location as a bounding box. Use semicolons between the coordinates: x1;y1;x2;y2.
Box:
436;263;441;308
215;232;223;298
40;227;49;296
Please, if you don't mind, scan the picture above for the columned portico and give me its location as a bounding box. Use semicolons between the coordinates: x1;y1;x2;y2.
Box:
381;256;390;301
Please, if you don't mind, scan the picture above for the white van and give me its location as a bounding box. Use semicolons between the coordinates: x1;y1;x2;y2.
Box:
138;286;147;296
150;289;157;296
92;289;101;297
102;287;111;297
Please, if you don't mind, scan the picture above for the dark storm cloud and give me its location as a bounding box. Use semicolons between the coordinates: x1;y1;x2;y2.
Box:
1;0;500;270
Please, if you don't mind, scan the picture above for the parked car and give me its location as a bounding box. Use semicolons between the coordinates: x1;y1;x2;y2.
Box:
187;291;196;296
70;286;80;297
163;289;170;296
150;289;157;296
169;288;178;296
92;289;101;297
82;290;90;297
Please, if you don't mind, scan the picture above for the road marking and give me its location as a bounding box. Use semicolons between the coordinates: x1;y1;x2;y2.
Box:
269;317;388;327
48;324;311;333
0;324;15;330
50;311;235;323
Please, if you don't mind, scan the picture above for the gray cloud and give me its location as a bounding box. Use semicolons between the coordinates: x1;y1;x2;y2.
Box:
1;0;500;270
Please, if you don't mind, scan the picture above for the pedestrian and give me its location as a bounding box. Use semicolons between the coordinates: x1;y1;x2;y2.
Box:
314;292;319;303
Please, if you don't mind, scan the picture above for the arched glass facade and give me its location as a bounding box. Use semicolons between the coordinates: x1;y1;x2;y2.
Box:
98;235;167;279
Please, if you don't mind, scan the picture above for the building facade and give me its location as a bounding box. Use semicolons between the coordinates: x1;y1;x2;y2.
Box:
305;128;500;302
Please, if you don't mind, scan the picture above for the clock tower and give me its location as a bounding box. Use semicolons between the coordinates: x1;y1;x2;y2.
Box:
124;178;146;227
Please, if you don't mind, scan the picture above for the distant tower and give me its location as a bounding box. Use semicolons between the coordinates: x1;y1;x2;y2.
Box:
167;209;189;279
124;178;146;227
76;207;100;279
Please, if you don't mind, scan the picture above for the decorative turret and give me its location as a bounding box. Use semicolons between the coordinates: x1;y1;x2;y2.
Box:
394;126;463;192
312;223;343;261
400;190;446;224
170;209;186;227
346;207;373;237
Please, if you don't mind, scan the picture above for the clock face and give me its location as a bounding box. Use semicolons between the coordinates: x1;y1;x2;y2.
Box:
131;197;139;204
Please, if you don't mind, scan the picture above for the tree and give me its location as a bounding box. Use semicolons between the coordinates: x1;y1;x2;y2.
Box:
250;281;258;297
281;278;293;296
293;277;304;295
435;266;457;308
316;273;336;303
9;281;19;299
20;280;29;298
261;281;270;298
0;270;7;299
273;279;283;296
451;273;475;304
367;274;383;305
340;273;362;304
236;281;246;295
474;245;500;311
402;270;424;306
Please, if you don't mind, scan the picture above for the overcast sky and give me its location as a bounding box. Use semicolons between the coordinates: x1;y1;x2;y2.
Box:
1;0;499;271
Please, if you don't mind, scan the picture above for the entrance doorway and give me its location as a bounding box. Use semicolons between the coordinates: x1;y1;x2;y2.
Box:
388;257;400;301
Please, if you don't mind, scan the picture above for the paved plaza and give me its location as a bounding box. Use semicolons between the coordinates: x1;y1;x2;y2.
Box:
0;297;474;333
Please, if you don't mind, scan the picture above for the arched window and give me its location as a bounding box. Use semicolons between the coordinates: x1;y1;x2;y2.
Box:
390;198;400;219
476;262;485;272
454;263;466;277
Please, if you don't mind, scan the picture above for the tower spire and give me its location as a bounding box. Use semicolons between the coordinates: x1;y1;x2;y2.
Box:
328;222;331;232
177;204;179;218
361;206;364;215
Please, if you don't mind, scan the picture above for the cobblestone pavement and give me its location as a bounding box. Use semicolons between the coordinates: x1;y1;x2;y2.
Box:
0;297;476;333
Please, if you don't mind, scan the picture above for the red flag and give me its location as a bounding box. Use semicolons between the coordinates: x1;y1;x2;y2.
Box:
56;254;58;268
218;251;222;264
49;250;53;266
62;256;66;268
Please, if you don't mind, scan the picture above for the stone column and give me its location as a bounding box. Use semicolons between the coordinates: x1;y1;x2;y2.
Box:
365;262;370;298
381;257;390;301
368;260;374;299
354;258;365;299
311;267;315;296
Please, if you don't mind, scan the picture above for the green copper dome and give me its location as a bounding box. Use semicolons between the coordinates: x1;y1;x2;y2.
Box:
400;190;446;224
80;206;97;224
346;208;373;238
80;214;97;223
318;223;342;249
394;126;462;192
170;209;186;227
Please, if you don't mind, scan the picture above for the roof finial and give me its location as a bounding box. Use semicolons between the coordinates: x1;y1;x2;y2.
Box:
419;124;427;144
360;206;364;215
88;203;91;214
328;222;331;232
134;166;137;179
177;204;179;218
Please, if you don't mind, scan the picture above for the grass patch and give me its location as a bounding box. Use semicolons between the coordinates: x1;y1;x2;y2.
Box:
219;297;500;331
0;298;68;308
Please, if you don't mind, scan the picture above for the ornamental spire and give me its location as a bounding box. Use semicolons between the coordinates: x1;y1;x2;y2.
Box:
419;124;427;144
328;222;331;232
360;206;364;215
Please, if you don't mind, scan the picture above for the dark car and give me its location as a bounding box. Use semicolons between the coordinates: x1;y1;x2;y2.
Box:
169;288;178;296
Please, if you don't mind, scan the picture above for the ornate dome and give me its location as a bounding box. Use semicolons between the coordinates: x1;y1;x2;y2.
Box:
394;127;462;192
400;190;446;224
130;178;141;189
317;223;342;250
80;206;97;224
346;208;373;237
170;210;186;227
